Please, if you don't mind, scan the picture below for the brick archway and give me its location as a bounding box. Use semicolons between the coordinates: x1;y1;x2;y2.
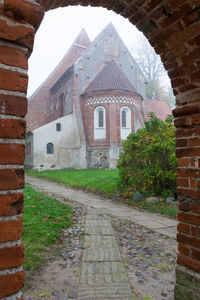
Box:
0;0;199;299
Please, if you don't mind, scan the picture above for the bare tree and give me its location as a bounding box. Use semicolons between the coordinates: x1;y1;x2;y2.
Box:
132;37;166;100
136;37;165;83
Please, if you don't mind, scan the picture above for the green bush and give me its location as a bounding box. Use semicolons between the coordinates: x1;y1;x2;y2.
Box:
117;113;177;197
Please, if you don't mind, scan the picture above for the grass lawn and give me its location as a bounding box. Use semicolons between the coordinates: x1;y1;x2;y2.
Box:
26;169;177;218
131;200;178;218
23;185;72;272
27;169;119;196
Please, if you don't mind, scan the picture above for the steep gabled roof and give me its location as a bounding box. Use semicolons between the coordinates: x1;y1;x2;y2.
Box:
29;28;90;101
27;29;91;131
82;61;136;95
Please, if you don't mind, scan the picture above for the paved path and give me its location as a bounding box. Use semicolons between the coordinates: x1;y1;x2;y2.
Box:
77;207;133;299
26;175;177;239
26;175;178;299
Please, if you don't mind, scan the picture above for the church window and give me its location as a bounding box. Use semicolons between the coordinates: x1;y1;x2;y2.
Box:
121;106;131;140
47;142;54;154
94;106;106;139
122;110;126;128
56;123;61;131
98;110;104;128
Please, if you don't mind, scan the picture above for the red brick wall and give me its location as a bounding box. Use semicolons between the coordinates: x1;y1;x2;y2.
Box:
0;1;44;298
0;0;200;298
81;90;143;147
27;29;90;131
47;69;74;122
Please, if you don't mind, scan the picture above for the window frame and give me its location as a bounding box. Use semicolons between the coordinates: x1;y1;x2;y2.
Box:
120;106;131;140
94;106;106;139
46;142;54;154
94;106;105;129
56;122;61;132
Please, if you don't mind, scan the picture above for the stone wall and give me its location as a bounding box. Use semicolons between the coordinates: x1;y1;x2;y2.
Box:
88;147;109;168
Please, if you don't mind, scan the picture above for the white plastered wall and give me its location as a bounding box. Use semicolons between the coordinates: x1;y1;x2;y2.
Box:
30;113;86;170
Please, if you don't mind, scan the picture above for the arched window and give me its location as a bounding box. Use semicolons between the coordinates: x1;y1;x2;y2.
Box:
47;143;54;154
122;110;127;128
56;123;61;131
94;106;106;139
121;106;131;140
98;110;104;128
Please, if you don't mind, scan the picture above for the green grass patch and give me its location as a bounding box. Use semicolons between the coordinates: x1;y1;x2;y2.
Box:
26;169;177;218
131;200;178;217
23;185;72;272
26;169;119;196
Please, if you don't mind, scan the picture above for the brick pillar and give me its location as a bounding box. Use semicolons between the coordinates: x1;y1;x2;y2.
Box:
0;1;44;299
173;88;200;299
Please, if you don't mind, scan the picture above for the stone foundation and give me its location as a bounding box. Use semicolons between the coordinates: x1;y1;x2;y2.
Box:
88;147;109;168
175;265;200;300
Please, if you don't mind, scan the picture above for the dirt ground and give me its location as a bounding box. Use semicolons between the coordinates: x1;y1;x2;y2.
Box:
23;196;85;300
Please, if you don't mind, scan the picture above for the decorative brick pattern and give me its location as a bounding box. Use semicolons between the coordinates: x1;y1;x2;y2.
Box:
81;90;143;150
85;94;141;106
0;0;199;299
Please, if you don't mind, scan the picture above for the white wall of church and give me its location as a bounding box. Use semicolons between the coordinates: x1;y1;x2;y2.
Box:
25;134;34;167
27;113;87;170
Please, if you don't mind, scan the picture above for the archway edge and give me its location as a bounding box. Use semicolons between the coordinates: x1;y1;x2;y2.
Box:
0;0;199;299
35;0;200;297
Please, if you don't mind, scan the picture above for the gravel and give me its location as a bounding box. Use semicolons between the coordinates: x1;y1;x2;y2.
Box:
111;217;177;300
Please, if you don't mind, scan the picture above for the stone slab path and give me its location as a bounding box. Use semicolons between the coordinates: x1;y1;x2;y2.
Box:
77;207;133;299
26;175;177;239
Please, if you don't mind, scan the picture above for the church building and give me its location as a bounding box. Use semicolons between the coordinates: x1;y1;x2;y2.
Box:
25;23;171;170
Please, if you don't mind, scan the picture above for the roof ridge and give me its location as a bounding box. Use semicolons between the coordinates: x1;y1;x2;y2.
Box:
29;29;91;100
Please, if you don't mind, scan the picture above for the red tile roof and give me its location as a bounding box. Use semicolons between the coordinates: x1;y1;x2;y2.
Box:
82;61;136;95
142;99;172;121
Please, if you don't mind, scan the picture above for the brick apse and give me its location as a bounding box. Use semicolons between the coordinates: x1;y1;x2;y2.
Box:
0;0;199;299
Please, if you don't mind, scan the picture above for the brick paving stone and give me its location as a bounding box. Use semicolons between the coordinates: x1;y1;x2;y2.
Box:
80;262;129;285
84;235;118;248
77;284;133;299
77;208;133;299
86;214;109;221
85;220;114;235
82;245;121;262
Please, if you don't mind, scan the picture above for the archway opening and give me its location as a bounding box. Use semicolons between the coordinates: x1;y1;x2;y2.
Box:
25;5;177;299
0;1;199;299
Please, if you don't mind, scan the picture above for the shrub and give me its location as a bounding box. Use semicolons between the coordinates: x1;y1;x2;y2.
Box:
117;113;177;197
